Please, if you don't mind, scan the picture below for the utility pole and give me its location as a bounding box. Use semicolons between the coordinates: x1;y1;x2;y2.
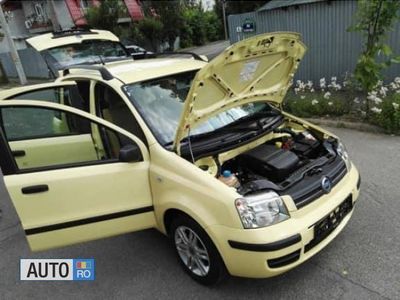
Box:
0;1;27;85
222;0;228;41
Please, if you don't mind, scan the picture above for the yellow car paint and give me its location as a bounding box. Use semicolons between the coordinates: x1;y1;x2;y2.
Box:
0;32;360;279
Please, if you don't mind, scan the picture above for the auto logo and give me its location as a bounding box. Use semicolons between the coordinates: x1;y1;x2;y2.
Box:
321;176;332;193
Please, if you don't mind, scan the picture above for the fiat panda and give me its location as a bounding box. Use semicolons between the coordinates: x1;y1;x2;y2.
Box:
0;32;360;285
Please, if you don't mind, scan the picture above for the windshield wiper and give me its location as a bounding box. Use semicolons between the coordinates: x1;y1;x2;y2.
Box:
164;110;281;148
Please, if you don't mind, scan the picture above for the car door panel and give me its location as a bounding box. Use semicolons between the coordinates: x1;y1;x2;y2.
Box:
9;134;98;169
5;161;153;251
0;100;155;251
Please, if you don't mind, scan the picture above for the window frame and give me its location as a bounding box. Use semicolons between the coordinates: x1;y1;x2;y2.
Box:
93;80;149;146
0;104;143;176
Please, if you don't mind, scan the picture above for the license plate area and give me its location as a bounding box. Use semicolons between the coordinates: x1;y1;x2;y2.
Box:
305;195;353;252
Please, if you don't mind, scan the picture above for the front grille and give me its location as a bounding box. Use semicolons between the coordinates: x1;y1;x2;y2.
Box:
288;157;347;209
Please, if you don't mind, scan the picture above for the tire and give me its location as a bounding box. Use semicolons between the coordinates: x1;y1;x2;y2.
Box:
170;216;227;285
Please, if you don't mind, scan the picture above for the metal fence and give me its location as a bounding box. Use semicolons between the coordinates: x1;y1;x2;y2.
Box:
228;0;400;83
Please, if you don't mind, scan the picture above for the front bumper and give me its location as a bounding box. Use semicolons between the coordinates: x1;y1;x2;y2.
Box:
206;163;360;278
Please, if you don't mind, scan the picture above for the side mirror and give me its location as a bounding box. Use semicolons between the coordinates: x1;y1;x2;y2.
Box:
119;144;142;162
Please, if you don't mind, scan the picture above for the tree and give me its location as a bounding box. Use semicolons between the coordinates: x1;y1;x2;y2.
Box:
136;17;164;51
349;0;400;116
141;1;185;50
85;0;126;34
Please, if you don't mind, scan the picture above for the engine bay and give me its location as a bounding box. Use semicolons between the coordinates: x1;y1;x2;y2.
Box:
195;121;345;203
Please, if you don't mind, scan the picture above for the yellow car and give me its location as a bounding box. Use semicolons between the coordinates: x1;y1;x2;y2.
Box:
0;31;360;285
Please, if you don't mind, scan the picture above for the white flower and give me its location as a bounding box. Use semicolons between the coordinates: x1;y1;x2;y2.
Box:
300;95;305;99
331;76;337;82
311;99;319;105
394;77;400;84
324;91;331;99
371;107;382;113
367;91;379;102
328;102;333;106
320;78;326;89
374;97;382;104
306;80;313;88
376;80;383;87
379;86;388;97
310;88;315;93
361;111;366;117
294;88;300;94
393;102;400;110
353;97;360;104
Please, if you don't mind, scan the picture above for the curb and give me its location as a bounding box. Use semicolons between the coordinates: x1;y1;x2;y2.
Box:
305;118;386;134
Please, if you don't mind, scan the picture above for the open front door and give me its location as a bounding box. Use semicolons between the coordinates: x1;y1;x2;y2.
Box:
0;100;155;251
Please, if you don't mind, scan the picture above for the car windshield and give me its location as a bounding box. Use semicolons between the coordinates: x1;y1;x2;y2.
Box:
42;40;129;69
123;71;273;146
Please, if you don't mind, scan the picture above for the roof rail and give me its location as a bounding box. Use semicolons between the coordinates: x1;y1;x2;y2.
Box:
153;51;207;62
52;26;97;39
62;65;114;81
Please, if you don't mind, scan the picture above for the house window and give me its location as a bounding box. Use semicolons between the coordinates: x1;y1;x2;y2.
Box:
80;0;90;9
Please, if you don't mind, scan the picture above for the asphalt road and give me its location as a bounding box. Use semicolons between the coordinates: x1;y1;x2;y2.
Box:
0;127;399;300
189;40;230;60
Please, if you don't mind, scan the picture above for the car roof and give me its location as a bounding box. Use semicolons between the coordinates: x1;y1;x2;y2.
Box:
63;57;207;84
26;29;120;52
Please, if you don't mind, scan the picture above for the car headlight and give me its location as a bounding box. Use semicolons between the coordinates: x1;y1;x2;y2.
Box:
235;191;290;229
336;141;352;171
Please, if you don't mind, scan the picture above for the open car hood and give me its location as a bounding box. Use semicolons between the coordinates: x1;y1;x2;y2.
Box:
26;29;120;52
173;32;306;151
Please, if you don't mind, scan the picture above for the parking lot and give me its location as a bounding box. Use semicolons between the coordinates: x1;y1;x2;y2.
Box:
0;126;399;300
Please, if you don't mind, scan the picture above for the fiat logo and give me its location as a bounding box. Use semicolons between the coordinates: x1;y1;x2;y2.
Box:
321;177;332;193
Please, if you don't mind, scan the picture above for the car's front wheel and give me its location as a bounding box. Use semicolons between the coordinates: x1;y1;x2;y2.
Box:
170;216;227;285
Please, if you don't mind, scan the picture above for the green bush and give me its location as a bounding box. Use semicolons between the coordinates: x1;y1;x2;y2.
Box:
136;17;164;51
284;91;352;118
370;94;400;133
85;0;125;32
180;7;221;48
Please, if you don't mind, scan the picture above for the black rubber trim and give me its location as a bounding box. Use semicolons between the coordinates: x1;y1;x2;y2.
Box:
267;249;301;268
357;174;361;190
228;234;301;252
0;124;18;175
25;206;154;235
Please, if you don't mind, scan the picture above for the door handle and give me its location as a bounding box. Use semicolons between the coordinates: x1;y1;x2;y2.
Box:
21;185;49;195
12;150;26;157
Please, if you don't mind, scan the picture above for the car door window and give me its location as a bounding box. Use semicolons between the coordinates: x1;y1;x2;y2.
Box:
8;85;89;113
0;106;141;171
94;83;147;145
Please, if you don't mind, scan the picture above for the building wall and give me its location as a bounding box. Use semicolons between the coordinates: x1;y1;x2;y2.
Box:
0;48;49;79
51;0;76;30
227;0;400;82
0;7;30;53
